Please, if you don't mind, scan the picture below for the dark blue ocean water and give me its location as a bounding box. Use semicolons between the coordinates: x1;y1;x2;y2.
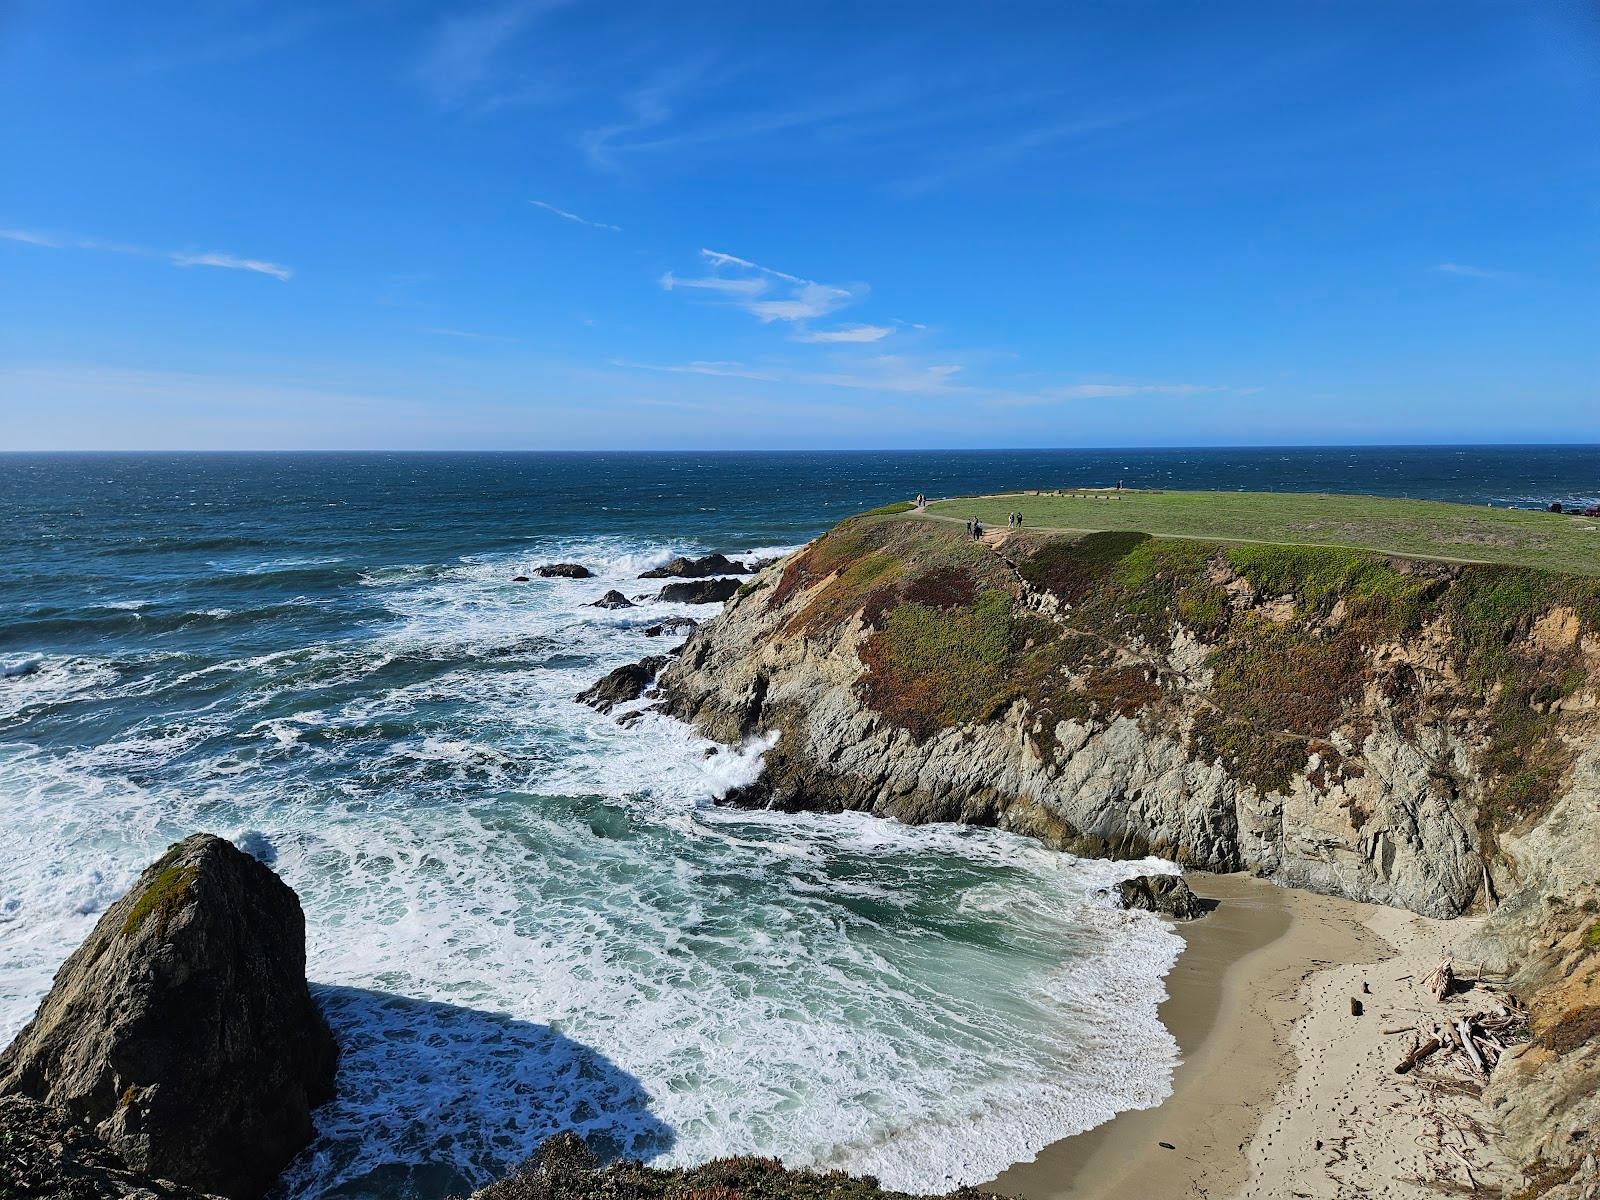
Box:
0;446;1595;1198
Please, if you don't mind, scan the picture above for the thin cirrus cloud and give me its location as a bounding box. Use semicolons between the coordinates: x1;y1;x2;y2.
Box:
1434;262;1511;281
529;199;621;232
659;248;862;324
3;227;292;281
793;324;892;344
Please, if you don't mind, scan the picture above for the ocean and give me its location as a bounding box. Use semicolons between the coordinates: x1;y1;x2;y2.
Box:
2;447;1597;1198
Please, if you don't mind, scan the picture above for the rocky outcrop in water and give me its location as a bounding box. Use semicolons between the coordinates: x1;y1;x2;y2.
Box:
0;834;337;1200
640;553;754;579
536;563;593;579
590;589;635;609
468;1132;1003;1200
657;577;742;604
578;656;670;713
645;616;699;638
1115;874;1208;919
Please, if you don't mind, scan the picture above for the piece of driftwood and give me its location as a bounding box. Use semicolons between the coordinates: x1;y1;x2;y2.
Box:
1424;959;1456;1001
1396;1036;1443;1073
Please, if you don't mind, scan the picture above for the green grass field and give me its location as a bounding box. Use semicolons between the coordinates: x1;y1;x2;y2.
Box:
917;489;1600;576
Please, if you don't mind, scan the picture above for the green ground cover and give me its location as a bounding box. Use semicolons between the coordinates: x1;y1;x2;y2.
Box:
919;489;1600;575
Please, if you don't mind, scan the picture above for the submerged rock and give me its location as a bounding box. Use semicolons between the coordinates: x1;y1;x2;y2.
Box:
657;577;741;604
639;553;754;579
0;834;337;1199
1113;874;1208;920
0;1095;222;1199
536;563;593;579
590;589;635;609
644;616;700;638
577;656;670;713
470;1132;1003;1199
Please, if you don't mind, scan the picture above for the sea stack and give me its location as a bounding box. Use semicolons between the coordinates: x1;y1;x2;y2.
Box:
0;834;337;1199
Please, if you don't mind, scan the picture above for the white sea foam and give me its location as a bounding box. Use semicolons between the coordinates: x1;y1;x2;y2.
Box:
0;533;1186;1198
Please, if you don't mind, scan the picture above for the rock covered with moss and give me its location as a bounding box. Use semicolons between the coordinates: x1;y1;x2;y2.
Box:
468;1132;1005;1200
0;834;336;1199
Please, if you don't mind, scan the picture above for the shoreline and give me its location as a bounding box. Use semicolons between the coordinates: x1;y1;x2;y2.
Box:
988;873;1505;1200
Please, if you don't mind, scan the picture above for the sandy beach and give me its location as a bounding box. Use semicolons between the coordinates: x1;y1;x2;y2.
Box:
990;873;1511;1200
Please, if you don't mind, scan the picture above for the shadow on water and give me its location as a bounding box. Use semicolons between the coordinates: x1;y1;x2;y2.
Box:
274;985;675;1200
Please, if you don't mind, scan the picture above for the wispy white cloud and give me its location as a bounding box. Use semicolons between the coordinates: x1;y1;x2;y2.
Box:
660;247;863;325
990;381;1227;406
614;359;782;382
1435;262;1511;281
3;225;292;281
530;199;621;232
793;324;892;344
621;354;965;396
659;271;769;297
170;251;293;281
1;228;61;248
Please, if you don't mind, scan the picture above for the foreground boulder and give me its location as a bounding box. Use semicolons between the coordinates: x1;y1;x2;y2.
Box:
0;1095;222;1199
640;553;754;579
1113;874;1208;920
469;1132;1003;1200
0;834;337;1199
589;589;635;609
577;656;669;713
657;577;741;604
536;563;593;579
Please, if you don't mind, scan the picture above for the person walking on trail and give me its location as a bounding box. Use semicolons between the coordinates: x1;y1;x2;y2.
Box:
974;518;984;538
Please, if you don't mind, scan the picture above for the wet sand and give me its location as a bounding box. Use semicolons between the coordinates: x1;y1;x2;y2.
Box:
988;873;1387;1200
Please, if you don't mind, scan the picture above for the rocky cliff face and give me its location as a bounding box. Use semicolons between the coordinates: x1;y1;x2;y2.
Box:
658;507;1600;1193
0;834;338;1199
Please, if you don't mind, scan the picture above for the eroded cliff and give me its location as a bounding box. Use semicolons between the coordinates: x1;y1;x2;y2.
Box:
657;503;1600;1193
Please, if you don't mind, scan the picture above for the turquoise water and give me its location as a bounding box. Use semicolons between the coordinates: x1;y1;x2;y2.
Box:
2;449;1595;1196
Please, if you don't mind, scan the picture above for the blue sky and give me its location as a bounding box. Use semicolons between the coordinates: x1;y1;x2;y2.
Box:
1;1;1596;449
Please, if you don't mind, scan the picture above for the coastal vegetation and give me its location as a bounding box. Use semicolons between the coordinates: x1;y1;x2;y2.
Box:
762;494;1600;843
923;489;1600;576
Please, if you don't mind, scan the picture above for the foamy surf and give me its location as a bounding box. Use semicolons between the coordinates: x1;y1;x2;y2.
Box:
0;528;1183;1199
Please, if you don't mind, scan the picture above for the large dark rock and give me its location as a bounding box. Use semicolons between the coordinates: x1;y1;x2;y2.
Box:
639;553;754;579
1114;873;1209;920
0;834;337;1199
657;577;741;604
469;1133;1002;1200
589;589;635;609
644;616;699;638
535;563;593;579
577;656;669;714
0;1095;222;1199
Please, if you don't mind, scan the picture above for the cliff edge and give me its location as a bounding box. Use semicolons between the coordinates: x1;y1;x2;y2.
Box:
657;499;1600;1194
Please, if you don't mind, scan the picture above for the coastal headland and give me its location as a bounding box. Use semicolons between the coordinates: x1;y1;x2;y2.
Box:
656;488;1600;1198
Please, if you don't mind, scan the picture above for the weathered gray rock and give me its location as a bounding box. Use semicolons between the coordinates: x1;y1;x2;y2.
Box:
577;656;669;714
639;553;753;579
535;563;592;579
0;1095;223;1199
1114;874;1208;919
589;589;635;609
657;577;741;605
0;834;337;1199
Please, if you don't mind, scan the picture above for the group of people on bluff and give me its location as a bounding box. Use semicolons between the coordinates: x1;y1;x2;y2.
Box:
963;510;1023;538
